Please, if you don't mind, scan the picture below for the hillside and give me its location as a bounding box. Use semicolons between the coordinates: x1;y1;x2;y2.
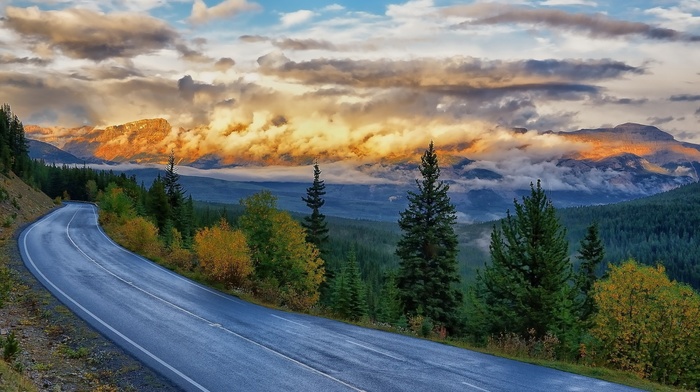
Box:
559;181;700;289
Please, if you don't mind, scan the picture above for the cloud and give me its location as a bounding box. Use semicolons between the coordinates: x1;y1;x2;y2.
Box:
322;4;345;12
70;65;145;81
239;34;268;43
0;53;50;66
214;57;236;71
239;35;375;52
670;94;700;101
257;53;642;91
271;38;337;51
177;75;228;104
189;0;260;25
540;0;597;6
448;4;700;43
647;116;674;125
3;6;192;61
280;10;315;27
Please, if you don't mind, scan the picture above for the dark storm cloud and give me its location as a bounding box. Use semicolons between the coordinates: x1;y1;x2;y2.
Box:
447;5;700;43
670;94;700;102
4;6;198;61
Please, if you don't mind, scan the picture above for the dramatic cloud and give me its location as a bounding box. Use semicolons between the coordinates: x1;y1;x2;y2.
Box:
448;4;700;43
257;53;642;92
3;6;191;61
189;0;260;25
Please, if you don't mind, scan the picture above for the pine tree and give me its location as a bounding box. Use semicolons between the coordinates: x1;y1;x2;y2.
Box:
576;222;605;323
477;180;575;339
396;141;462;333
164;150;184;211
331;250;367;321
302;162;328;249
376;271;403;325
163;150;191;243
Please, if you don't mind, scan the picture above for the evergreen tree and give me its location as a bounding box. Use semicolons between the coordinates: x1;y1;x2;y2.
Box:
477;180;575;339
163;150;190;242
302;162;329;249
376;271;403;325
576;222;605;324
147;175;170;234
164;150;184;209
0;104;29;177
396;141;462;333
331;250;367;321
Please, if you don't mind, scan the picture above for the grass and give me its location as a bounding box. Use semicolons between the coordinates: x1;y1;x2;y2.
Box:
0;360;37;392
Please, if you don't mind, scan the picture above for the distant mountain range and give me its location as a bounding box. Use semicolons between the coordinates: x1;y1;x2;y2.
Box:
26;119;700;221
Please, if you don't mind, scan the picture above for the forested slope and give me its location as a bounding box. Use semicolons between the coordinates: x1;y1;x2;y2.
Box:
559;181;700;289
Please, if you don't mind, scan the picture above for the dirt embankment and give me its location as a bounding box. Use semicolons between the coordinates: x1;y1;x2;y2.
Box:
0;173;180;392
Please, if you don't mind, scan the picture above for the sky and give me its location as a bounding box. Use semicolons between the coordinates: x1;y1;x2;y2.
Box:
1;0;699;167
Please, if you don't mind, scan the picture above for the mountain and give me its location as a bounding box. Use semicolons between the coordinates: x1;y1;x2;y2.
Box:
25;119;700;222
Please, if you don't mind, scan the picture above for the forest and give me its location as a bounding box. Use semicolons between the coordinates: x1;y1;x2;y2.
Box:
2;103;700;390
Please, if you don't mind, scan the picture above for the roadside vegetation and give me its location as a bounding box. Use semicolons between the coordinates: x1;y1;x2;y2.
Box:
2;102;699;391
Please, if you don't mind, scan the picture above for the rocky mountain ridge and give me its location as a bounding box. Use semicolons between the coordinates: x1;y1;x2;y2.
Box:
25;119;700;221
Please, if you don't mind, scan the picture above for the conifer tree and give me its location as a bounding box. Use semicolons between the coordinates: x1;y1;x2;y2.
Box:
576;222;605;323
164;150;184;211
477;180;575;339
302;162;328;249
376;272;403;325
331;250;367;320
396;141;462;333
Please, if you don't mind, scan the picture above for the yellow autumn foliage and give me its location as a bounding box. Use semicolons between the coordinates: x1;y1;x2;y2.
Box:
118;216;162;258
592;259;700;388
194;219;252;287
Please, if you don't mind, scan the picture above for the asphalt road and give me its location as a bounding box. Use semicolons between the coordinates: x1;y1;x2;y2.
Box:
20;203;641;392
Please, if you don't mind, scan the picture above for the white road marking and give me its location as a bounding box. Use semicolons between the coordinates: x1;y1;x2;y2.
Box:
30;204;364;392
345;340;403;361
271;314;309;328
21;212;211;392
462;381;491;392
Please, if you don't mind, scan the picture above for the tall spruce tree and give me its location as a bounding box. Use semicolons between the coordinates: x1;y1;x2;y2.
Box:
477;180;575;339
396;141;462;333
302;162;328;249
163;150;189;242
576;222;605;324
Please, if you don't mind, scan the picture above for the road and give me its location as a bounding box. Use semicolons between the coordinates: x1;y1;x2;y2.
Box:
20;203;640;392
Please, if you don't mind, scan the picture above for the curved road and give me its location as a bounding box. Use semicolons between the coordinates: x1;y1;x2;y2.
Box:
20;203;640;392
